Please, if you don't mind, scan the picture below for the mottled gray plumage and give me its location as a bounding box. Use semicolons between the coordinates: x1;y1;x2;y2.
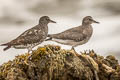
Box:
47;16;99;51
1;16;56;52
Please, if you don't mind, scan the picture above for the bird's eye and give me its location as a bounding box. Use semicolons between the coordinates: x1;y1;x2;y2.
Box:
89;19;92;21
46;18;49;20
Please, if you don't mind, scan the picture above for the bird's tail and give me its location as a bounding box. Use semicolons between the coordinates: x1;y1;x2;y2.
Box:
3;46;11;51
1;43;11;51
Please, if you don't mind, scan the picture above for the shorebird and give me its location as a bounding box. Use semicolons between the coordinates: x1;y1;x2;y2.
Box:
46;16;99;53
1;16;56;53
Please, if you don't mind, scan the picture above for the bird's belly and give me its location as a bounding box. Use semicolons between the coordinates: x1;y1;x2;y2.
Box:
13;45;28;49
13;42;40;49
52;38;90;47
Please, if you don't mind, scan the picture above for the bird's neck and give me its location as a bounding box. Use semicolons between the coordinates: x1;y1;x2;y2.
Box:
39;22;48;26
82;23;91;28
39;20;49;25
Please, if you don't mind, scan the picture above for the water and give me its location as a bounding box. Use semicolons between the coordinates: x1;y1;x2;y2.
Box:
0;0;120;64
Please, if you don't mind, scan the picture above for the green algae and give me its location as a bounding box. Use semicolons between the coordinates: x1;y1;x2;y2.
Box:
0;45;120;80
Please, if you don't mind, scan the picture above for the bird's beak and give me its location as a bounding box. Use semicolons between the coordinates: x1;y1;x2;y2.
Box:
49;19;56;23
92;19;100;24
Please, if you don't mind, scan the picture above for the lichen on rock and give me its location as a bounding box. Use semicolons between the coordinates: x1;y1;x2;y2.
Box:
0;45;120;80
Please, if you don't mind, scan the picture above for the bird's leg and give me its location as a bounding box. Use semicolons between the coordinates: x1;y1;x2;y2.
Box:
28;50;31;54
71;46;79;56
28;47;33;53
24;47;33;65
28;47;33;60
71;46;75;51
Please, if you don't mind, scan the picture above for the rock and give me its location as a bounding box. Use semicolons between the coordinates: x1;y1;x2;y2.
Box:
0;45;120;80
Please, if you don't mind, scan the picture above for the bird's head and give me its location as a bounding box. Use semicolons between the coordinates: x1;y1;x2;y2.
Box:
39;16;56;24
82;16;99;25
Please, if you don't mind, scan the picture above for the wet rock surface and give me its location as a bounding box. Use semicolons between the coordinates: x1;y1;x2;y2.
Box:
0;45;120;80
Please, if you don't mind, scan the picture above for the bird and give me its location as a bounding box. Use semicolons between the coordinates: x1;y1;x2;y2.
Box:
1;16;56;53
46;16;99;53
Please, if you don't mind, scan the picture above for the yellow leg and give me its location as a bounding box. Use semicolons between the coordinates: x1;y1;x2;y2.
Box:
24;48;33;65
71;47;79;56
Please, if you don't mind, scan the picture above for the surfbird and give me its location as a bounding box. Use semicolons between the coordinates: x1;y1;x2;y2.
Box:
1;16;56;53
46;16;99;54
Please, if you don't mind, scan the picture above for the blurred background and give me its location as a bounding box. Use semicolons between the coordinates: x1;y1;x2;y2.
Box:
0;0;120;64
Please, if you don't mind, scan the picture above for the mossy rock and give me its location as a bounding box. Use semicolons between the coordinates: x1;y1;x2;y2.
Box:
0;45;120;80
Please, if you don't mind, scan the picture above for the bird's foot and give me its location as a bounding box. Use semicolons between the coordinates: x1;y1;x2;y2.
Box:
24;52;32;65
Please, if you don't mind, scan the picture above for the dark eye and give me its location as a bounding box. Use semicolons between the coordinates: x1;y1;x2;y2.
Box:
46;18;49;20
89;19;92;21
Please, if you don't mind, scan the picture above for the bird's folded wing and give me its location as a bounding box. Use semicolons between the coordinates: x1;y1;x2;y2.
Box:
50;31;86;42
10;28;44;45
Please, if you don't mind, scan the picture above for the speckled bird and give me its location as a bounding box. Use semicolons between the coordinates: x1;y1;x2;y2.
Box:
1;16;56;53
46;16;99;52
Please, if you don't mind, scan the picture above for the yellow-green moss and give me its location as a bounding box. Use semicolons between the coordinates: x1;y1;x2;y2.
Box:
0;45;120;80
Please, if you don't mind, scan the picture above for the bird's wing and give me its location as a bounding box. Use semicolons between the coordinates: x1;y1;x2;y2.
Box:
10;26;45;45
49;26;87;41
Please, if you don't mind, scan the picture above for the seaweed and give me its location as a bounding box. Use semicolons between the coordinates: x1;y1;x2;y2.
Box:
0;45;120;80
